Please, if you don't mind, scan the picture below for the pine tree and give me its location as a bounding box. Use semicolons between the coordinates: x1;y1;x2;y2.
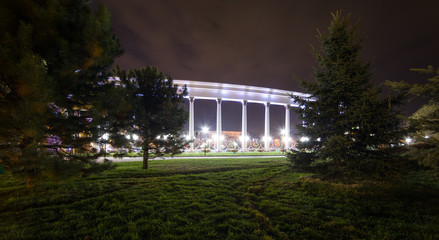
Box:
0;19;53;183
0;0;122;183
386;66;439;170
289;11;403;175
116;66;188;169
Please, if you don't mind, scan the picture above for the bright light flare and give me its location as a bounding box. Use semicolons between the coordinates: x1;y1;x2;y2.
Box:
262;136;272;141
212;134;225;141
132;134;139;140
300;136;310;142
239;135;250;142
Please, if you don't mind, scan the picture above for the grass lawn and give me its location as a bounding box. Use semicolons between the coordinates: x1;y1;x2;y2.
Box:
0;158;438;239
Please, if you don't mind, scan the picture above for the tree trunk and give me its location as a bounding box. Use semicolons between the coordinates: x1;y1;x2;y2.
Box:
142;145;149;169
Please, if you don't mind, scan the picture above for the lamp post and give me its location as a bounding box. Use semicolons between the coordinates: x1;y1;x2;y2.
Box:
202;126;209;156
280;129;286;155
102;133;109;157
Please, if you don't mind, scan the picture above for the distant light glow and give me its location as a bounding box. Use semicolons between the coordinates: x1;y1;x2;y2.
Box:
132;134;139;140
262;136;272;141
405;137;412;144
102;133;109;140
202;126;209;134
212;134;224;141
300;136;310;142
239;135;250;142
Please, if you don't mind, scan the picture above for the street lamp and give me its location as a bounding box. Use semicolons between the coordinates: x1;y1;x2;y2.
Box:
101;133;109;156
202;126;209;156
280;129;286;153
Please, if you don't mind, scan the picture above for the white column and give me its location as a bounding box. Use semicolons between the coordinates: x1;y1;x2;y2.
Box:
284;104;290;149
189;97;195;151
216;98;222;152
264;102;270;151
241;100;248;152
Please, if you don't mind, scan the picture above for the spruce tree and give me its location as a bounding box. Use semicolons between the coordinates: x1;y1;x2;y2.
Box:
386;66;439;170
289;11;403;175
116;66;188;169
0;0;122;183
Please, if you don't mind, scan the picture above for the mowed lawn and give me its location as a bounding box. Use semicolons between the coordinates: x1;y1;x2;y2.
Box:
0;158;438;240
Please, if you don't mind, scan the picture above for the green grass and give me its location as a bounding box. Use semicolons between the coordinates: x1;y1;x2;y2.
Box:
0;158;438;239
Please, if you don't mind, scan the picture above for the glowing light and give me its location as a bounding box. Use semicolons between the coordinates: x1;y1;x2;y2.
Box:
202;126;209;134
156;135;161;140
185;135;191;140
425;135;430;139
125;134;131;140
300;136;310;142
212;134;224;141
262;136;272;141
317;137;321;142
132;134;139;140
405;137;412;144
102;133;109;140
239;135;250;142
280;129;286;135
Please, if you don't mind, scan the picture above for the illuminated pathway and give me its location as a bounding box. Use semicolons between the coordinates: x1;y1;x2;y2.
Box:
173;80;309;152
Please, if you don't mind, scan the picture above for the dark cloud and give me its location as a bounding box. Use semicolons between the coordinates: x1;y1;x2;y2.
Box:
92;0;439;136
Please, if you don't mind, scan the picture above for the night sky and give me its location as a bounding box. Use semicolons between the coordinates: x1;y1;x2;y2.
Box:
92;0;438;138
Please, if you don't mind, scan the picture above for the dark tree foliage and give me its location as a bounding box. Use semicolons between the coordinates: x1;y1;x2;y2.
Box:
288;11;404;178
0;0;122;184
116;66;189;169
386;66;439;170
